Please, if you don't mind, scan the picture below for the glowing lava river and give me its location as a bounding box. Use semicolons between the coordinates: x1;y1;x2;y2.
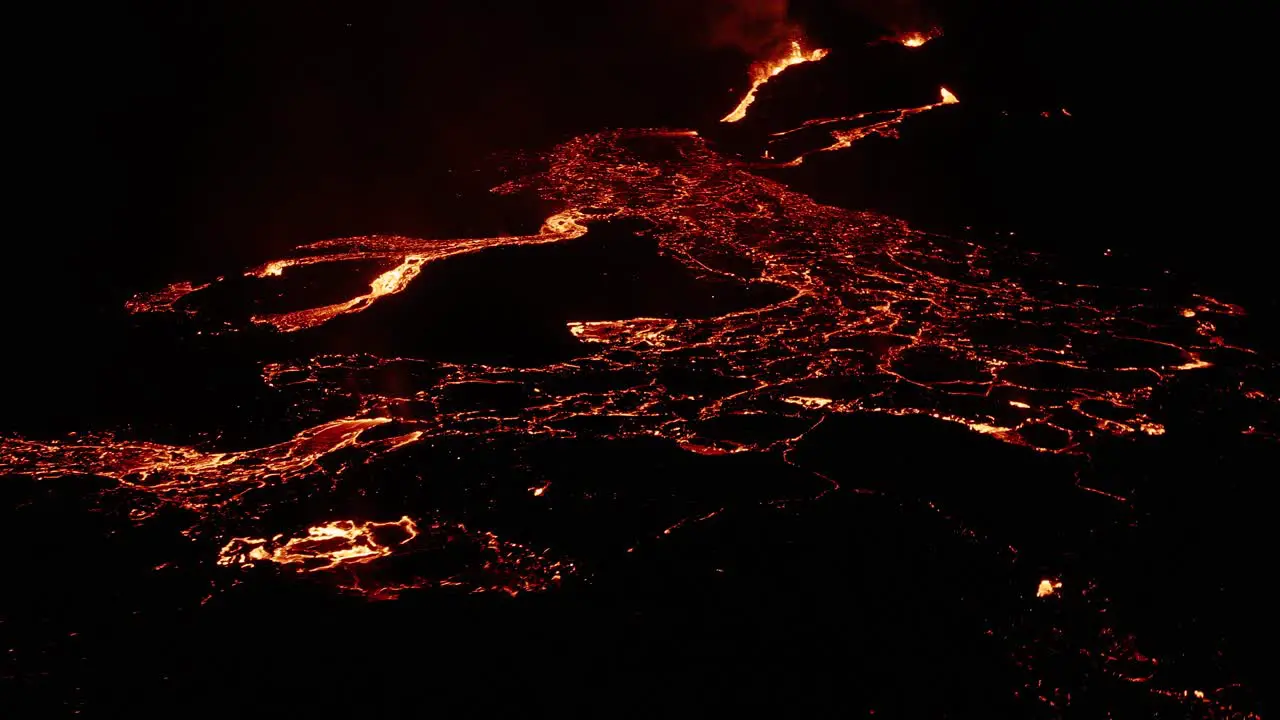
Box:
3;53;1275;718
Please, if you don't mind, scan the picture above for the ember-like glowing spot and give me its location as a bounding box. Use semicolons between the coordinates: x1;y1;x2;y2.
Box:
893;28;942;48
1138;422;1166;436
1037;579;1063;597
940;87;959;105
880;28;942;48
784;396;833;409
722;40;829;123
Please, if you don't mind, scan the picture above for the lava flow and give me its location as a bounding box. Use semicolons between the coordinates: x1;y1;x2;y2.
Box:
721;39;829;122
218;516;420;572
219;515;571;598
2;40;1275;718
764;86;959;165
131;211;591;332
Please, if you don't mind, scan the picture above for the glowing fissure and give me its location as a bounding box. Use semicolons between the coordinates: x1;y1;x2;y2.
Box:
721;40;829;123
764;87;959;166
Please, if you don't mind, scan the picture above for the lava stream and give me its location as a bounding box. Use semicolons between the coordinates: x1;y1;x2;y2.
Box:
765;86;959;166
721;40;829;123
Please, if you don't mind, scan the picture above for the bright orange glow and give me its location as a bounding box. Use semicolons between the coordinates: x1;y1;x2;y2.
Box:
721;40;829;123
940;86;958;104
784;396;833;409
1037;579;1063;597
881;28;943;48
218;516;419;572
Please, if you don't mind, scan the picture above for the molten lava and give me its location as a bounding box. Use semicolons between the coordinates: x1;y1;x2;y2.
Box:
1037;578;1063;597
217;514;571;598
765;86;959;165
887;28;943;48
218;516;419;572
721;40;829;123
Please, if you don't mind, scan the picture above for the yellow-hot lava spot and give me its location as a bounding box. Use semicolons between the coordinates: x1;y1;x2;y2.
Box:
218;516;419;572
940;86;958;104
1037;578;1063;597
567;317;677;345
784;396;833;409
1138;421;1166;436
892;28;943;48
722;40;829;123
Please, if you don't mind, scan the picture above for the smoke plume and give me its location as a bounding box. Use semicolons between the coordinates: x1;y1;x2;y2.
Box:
704;0;796;56
831;0;932;34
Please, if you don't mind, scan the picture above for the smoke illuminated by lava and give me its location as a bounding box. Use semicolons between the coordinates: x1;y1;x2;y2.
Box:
721;39;829;122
